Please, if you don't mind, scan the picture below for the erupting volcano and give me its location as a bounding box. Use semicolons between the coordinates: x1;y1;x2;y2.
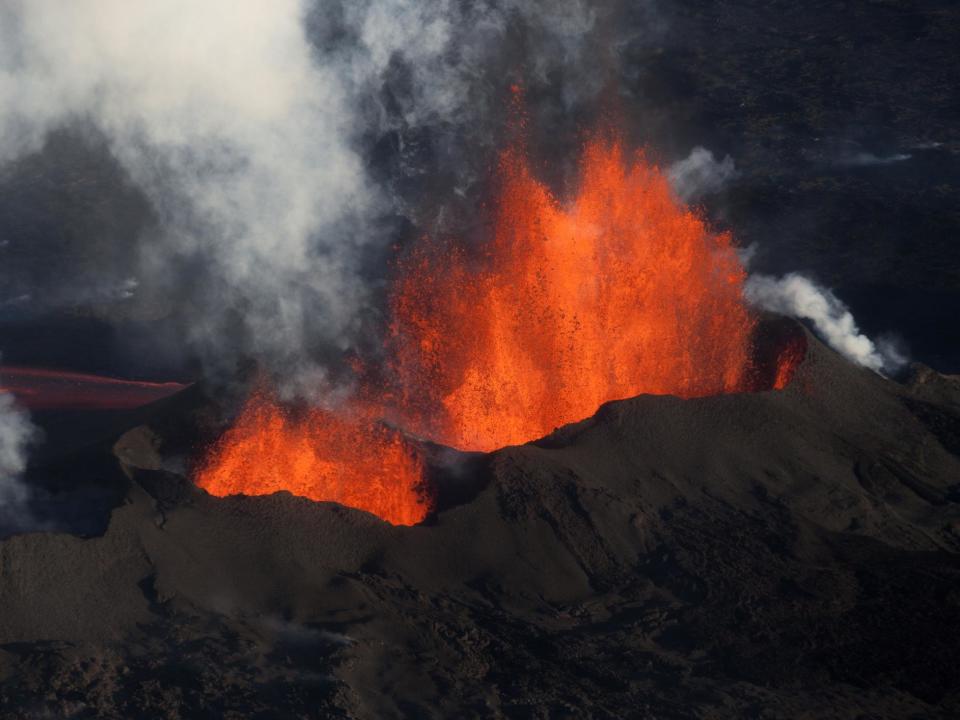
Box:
4;3;957;715
197;131;780;522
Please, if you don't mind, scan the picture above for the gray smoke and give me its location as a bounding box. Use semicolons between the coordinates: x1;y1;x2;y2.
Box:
668;146;738;202
744;273;907;375
0;0;606;399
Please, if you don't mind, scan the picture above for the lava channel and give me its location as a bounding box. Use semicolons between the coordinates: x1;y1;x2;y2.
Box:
0;366;186;411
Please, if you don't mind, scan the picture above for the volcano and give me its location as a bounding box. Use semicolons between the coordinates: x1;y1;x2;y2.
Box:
1;1;958;716
1;324;958;718
191;134;802;529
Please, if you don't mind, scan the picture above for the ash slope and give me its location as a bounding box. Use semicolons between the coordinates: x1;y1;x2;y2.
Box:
2;328;960;718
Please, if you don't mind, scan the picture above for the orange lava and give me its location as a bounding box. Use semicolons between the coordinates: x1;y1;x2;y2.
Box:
387;136;757;451
772;334;807;390
195;129;795;523
194;391;429;526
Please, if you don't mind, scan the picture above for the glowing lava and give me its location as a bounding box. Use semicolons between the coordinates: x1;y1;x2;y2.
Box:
194;391;429;526
772;334;807;390
387;136;757;451
195;130;800;523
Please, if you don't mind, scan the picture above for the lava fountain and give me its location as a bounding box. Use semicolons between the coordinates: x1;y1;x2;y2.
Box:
196;130;793;523
387;135;757;451
194;390;429;526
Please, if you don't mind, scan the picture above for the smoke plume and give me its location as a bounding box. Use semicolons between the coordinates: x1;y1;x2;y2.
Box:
668;146;738;202
0;1;606;398
0;392;34;479
744;273;906;374
0;362;40;530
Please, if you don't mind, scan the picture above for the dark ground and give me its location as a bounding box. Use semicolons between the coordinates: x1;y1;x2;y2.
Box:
1;327;959;718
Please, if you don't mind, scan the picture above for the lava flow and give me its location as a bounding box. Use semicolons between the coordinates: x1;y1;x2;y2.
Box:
387;135;757;451
0;366;186;410
194;391;429;526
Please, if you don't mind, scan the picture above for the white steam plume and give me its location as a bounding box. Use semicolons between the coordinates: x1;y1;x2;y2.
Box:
0;392;34;484
744;273;906;375
0;360;40;529
668;146;738;202
0;0;603;399
0;0;372;397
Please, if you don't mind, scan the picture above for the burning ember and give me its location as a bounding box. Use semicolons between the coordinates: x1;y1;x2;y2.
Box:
196;129;798;523
388;136;755;451
195;390;429;526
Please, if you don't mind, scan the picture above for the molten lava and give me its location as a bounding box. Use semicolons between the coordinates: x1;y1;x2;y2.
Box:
772;333;807;390
387;137;757;451
195;391;429;526
196;130;801;523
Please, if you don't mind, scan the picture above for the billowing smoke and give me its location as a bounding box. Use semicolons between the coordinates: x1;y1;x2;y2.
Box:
0;1;606;399
0;0;374;398
668;146;738;202
745;273;907;375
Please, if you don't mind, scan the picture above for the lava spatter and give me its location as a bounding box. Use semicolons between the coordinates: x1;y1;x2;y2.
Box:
387;136;757;451
195;390;429;526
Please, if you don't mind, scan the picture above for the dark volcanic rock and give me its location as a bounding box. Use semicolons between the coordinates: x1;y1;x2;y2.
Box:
1;327;959;718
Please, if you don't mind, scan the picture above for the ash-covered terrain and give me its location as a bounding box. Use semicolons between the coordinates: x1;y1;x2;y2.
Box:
1;327;959;718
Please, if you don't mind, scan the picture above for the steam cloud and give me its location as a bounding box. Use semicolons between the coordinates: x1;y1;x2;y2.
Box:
0;366;39;529
745;273;906;375
668;146;738;201
0;0;603;399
